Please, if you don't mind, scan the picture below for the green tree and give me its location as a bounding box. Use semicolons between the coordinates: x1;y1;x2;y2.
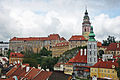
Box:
7;49;14;58
102;35;116;46
39;47;52;56
23;58;38;68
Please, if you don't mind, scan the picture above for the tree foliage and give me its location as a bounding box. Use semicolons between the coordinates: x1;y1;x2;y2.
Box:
102;35;116;46
22;47;58;71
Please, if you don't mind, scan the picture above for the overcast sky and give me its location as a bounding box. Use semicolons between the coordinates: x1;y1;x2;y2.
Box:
0;0;120;42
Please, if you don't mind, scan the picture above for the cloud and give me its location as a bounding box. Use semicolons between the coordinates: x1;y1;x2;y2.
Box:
93;14;120;41
0;0;120;42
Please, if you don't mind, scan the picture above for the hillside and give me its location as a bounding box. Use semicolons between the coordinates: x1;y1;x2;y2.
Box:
58;46;87;63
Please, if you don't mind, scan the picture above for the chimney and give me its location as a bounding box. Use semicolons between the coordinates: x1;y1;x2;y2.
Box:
26;67;30;72
46;69;49;71
84;49;86;55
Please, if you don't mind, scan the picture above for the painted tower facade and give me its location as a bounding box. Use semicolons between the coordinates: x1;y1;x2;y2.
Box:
87;26;97;66
82;9;91;39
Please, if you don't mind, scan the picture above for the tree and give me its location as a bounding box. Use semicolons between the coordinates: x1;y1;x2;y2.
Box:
23;58;38;68
39;47;52;56
115;58;120;79
102;35;116;46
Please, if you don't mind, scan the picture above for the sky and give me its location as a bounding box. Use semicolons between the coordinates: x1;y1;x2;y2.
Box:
0;0;120;42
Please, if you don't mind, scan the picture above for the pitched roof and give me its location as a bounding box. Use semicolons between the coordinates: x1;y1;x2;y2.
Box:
92;61;118;69
23;68;40;80
69;35;87;41
49;34;60;40
10;52;24;58
10;34;63;41
97;41;102;47
60;37;66;41
106;43;120;51
68;49;87;63
33;71;52;80
6;66;18;77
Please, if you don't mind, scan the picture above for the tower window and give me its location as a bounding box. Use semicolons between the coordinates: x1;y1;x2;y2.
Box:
85;28;86;32
90;51;91;55
90;58;92;62
89;45;91;49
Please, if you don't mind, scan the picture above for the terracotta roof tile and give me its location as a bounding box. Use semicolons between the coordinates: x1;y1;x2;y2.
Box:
6;66;18;76
33;71;52;80
60;37;66;41
10;52;24;58
106;43;120;51
69;35;87;41
23;68;40;80
68;49;87;63
92;61;118;69
97;41;102;47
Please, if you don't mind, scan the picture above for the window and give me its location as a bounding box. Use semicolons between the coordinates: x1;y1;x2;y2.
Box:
90;58;92;62
90;51;91;55
104;70;106;72
94;51;96;56
89;45;91;49
94;58;96;62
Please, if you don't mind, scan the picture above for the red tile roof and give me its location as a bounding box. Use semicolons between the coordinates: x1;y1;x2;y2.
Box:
6;66;18;76
97;41;102;47
60;37;66;41
23;68;41;80
92;61;118;69
69;49;87;63
55;42;69;47
10;52;24;58
106;43;120;51
49;34;60;40
10;34;64;41
69;35;87;41
33;71;52;80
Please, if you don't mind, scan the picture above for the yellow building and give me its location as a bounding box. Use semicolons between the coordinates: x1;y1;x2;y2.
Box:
51;42;69;57
9;34;66;53
9;52;24;64
64;62;73;75
68;35;87;49
90;61;119;80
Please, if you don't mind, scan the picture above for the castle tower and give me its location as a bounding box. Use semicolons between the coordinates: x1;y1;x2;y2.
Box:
82;9;91;39
87;26;97;66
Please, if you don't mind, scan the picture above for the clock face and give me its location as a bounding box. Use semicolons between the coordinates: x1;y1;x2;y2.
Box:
112;65;115;68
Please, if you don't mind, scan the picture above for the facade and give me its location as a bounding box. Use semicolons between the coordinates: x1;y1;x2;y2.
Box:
90;61;119;80
69;35;87;49
87;26;97;66
64;62;73;75
67;49;90;78
9;34;66;53
106;43;120;56
0;41;9;56
102;54;113;61
9;52;24;64
54;63;64;71
52;42;69;57
82;9;91;39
